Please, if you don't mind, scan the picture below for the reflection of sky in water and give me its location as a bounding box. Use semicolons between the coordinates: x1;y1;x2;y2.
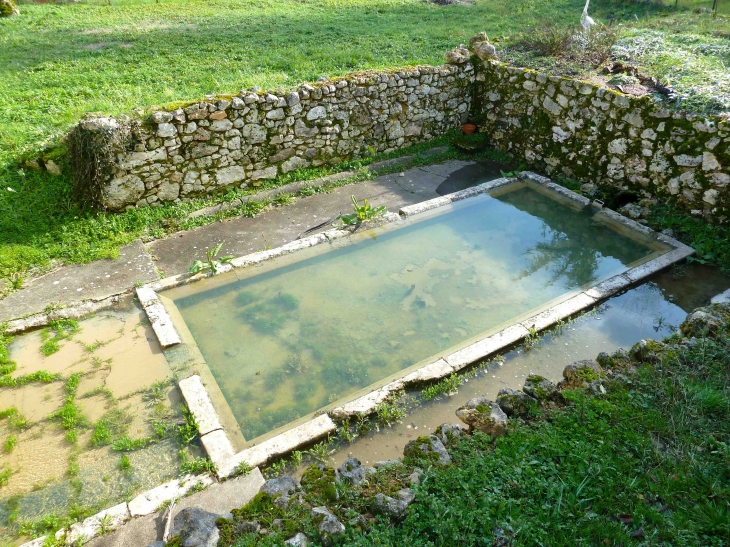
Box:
172;189;658;440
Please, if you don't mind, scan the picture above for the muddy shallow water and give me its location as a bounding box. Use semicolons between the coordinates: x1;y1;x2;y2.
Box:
330;263;730;468
0;297;185;544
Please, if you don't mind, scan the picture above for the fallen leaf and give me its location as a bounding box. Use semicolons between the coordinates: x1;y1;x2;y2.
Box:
618;514;634;524
630;529;645;539
657;504;670;513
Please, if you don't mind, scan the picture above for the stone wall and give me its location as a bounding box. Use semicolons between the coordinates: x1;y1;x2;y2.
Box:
472;60;730;220
72;65;473;211
69;39;730;219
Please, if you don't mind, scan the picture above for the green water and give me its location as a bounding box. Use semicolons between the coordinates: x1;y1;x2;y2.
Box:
172;188;660;440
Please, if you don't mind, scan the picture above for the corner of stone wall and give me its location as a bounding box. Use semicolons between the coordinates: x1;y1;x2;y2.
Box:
67;116;136;210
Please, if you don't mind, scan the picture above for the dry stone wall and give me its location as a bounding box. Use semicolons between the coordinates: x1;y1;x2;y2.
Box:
73;65;473;211
472;61;730;220
69;39;730;220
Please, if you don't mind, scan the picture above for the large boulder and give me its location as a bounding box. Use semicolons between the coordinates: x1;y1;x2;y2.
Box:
170;507;225;547
629;339;666;364
0;0;19;17
523;375;561;403
496;388;537;418
557;360;606;394
455;398;508;437
403;435;451;465
311;507;345;547
680;303;730;337
371;488;415;521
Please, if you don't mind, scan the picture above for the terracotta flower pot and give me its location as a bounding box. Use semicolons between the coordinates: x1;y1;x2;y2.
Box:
461;123;477;135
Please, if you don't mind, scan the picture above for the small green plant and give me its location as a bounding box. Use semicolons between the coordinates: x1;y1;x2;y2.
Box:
336;196;386;226
178;449;216;474
188;242;234;275
306;439;334;465
0;465;12;487
40;320;80;356
112;436;153;452
176;406;199;446
422;373;463;401
233;461;252;477
263;459;287;479
3;435;16;453
98;514;113;535
337;424;357;443
119;454;131;471
375;400;406;427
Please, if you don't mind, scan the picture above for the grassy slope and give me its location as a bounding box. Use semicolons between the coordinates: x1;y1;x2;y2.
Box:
0;0;728;282
223;326;730;547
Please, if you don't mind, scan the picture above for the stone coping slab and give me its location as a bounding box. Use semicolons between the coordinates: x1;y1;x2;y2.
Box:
135;171;694;485
216;415;337;478
136;287;182;348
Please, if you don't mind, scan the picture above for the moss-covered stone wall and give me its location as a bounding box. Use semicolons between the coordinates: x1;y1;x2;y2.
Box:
472;60;730;220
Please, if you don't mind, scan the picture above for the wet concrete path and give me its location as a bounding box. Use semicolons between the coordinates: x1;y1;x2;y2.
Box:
0;160;508;323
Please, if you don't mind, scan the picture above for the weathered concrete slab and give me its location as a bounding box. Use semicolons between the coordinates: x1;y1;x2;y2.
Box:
218;415;336;478
178;375;223;436
200;429;235;466
128;474;215;517
65;502;130;545
136;288;181;348
0;240;157;323
444;324;531;371
85;469;264;547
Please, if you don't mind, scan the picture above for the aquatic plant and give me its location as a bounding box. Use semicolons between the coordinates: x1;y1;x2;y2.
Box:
375;400;406;427
188;242;234;275
40;319;80;356
176;406;199;446
119;454;131;471
0;407;28;430
306;439;334;465
421;373;464;401
0;465;12;487
336;195;386;227
3;435;16;453
91;408;134;448
112;436;153;452
178;449;216;474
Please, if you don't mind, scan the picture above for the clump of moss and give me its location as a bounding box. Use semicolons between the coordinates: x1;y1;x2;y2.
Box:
301;465;338;501
0;0;19;18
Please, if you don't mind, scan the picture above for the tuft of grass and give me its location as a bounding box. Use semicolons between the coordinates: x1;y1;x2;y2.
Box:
39;320;80;356
3;435;17;453
111;435;154;452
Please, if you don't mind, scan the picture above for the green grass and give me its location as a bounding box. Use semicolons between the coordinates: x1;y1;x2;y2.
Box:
3;0;726;280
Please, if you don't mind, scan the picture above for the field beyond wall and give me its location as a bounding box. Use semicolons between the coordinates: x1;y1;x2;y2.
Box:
0;0;728;282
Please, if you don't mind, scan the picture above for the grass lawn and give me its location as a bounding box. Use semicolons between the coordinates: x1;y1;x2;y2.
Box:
0;0;729;286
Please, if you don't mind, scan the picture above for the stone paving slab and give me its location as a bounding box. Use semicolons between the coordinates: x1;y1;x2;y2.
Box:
149;161;483;277
85;469;264;547
0;240;157;323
